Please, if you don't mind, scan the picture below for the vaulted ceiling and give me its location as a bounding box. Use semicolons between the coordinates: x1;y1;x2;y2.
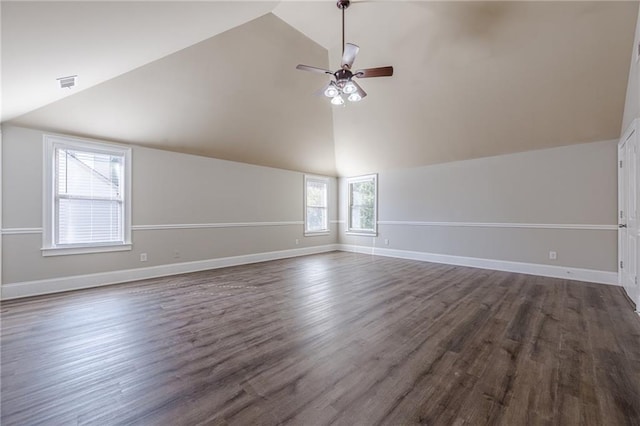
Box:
2;1;637;176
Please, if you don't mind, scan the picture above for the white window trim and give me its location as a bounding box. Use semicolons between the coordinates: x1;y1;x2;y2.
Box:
304;175;330;236
42;134;132;256
346;173;378;236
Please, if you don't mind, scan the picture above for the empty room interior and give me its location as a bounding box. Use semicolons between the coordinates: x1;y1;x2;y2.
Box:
2;1;640;424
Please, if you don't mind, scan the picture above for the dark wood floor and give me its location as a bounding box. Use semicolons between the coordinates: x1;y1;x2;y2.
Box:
2;252;640;425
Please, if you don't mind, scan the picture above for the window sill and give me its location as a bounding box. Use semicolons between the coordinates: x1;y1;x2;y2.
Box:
346;231;378;237
42;243;132;257
304;231;330;237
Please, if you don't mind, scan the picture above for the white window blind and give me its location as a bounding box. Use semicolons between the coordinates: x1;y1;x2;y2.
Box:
43;135;132;256
305;176;329;234
56;148;124;245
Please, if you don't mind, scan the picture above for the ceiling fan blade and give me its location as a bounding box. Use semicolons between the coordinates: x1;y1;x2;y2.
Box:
296;64;333;75
341;43;359;69
355;66;394;78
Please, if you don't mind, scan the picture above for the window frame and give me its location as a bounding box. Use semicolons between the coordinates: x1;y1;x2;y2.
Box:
346;173;378;236
42;134;132;256
304;175;330;236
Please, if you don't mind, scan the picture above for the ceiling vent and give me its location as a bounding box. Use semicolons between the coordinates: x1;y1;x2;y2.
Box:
57;75;77;89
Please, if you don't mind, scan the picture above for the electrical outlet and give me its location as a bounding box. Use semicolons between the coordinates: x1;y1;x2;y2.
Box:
295;239;299;245
384;239;389;245
140;253;148;262
549;251;557;260
173;250;180;259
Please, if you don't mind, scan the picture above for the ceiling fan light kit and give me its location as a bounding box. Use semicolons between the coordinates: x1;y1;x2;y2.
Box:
296;0;393;106
343;81;357;94
324;82;340;98
331;95;345;106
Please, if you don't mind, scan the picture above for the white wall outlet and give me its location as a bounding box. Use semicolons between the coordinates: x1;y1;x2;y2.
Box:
140;253;148;262
549;251;557;260
295;239;299;245
173;250;180;259
384;239;389;246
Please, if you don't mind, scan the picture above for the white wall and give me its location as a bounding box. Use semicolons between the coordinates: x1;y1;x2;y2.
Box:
1;125;338;297
340;140;618;278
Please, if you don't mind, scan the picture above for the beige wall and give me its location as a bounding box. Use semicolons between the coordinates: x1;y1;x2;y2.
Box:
340;140;618;272
1;125;338;285
622;7;640;135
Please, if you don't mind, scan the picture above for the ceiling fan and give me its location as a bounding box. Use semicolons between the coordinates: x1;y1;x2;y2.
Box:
295;0;394;105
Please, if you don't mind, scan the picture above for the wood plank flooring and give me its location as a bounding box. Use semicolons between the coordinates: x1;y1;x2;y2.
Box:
2;252;640;425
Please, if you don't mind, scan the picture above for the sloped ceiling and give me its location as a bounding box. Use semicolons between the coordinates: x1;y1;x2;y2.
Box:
1;1;278;122
4;12;337;176
3;1;638;177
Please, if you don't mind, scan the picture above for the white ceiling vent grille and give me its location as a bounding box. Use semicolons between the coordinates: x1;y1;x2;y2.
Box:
57;75;77;89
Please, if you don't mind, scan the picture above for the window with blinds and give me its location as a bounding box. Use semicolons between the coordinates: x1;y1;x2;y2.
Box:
56;148;124;244
304;176;329;235
43;135;132;255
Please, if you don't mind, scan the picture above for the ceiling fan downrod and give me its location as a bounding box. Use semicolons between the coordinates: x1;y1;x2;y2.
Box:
337;0;350;56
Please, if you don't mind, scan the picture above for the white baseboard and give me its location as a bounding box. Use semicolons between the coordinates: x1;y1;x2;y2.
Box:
338;244;619;286
2;243;619;300
1;244;340;300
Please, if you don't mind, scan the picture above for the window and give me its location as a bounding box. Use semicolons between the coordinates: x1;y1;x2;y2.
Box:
304;175;329;235
347;174;377;235
43;135;132;256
